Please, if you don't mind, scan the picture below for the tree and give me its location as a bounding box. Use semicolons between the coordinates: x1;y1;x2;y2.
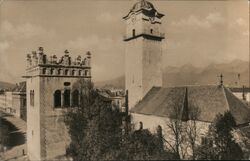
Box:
185;106;201;160
197;111;244;160
65;79;172;160
163;105;187;159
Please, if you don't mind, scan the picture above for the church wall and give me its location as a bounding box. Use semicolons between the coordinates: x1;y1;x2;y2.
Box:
131;113;210;158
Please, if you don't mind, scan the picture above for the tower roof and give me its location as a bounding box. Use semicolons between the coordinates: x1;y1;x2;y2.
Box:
123;0;164;19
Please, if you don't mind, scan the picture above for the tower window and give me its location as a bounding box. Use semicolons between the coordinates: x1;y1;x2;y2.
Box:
65;69;69;76
79;70;82;76
72;90;79;107
150;29;153;34
64;90;70;107
85;70;88;76
58;69;62;75
42;68;46;75
51;68;54;75
139;121;143;130
132;29;135;37
30;90;34;106
54;90;61;108
72;70;75;76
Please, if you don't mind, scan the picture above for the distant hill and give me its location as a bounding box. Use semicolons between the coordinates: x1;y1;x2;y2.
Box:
95;60;249;89
0;81;15;90
164;59;249;87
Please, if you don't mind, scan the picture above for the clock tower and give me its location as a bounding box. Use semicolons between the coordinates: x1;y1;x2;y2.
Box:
123;0;165;109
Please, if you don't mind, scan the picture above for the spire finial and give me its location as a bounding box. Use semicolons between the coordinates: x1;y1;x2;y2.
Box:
218;73;223;86
64;49;69;55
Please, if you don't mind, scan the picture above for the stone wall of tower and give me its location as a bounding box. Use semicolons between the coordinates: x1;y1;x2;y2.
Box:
142;38;163;96
124;10;164;109
27;76;41;161
26;47;91;161
125;37;144;108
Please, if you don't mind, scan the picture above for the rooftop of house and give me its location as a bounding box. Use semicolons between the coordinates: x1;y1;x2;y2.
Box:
229;87;250;93
26;47;91;70
96;88;125;99
131;85;250;126
12;81;26;93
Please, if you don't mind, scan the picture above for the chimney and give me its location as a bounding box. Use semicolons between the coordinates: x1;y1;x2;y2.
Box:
238;74;241;87
125;90;129;115
243;85;246;101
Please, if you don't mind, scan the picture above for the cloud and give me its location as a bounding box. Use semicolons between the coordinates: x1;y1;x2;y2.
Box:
229;17;248;29
0;41;15;82
96;12;118;23
242;31;249;36
0;41;10;53
235;17;247;27
171;12;224;29
1;20;56;40
66;35;119;52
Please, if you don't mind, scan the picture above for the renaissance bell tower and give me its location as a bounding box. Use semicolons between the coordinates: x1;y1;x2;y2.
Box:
123;0;165;109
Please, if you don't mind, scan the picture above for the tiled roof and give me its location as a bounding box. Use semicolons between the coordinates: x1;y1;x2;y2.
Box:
131;85;250;125
229;87;250;93
12;81;26;93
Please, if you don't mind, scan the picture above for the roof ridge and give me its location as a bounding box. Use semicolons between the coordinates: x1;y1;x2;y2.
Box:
221;86;230;111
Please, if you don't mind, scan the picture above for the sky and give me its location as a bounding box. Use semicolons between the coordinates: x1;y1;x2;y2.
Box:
0;0;249;83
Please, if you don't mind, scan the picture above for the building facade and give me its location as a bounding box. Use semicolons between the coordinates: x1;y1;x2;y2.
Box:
25;47;91;160
123;0;164;109
12;82;27;120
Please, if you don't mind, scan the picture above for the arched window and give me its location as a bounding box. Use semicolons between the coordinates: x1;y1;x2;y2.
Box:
132;29;135;37
150;29;153;34
85;70;88;76
65;69;69;76
64;90;70;107
54;90;61;108
58;69;62;75
51;68;54;75
72;90;79;107
139;121;143;130
42;68;46;75
79;70;82;76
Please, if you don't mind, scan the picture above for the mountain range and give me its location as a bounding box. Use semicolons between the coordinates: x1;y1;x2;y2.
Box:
0;60;248;90
95;59;249;89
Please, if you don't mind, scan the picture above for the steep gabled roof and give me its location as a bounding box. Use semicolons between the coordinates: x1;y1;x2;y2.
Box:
131;87;186;119
131;85;250;125
12;81;26;93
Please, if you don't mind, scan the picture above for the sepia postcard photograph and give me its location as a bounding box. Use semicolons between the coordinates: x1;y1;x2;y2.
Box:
0;0;249;160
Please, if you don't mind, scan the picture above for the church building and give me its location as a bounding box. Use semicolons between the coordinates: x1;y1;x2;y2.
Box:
123;0;250;154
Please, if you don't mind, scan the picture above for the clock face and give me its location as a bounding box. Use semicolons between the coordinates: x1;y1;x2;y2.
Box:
131;14;136;23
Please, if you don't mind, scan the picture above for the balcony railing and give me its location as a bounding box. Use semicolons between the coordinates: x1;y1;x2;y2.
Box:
123;29;165;41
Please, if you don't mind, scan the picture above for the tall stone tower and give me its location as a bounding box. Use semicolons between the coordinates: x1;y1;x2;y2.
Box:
25;47;91;160
123;0;165;108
